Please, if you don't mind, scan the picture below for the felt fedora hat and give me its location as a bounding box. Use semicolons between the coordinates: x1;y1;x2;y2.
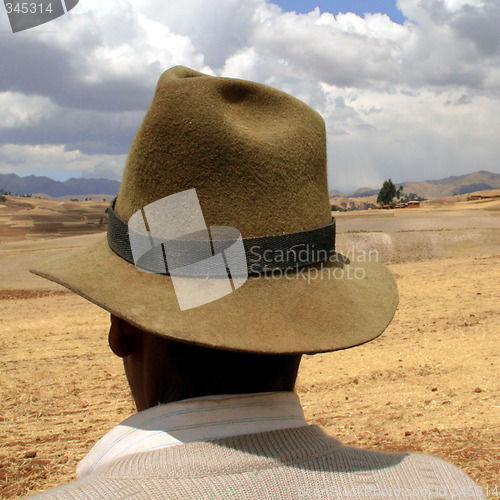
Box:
31;66;398;354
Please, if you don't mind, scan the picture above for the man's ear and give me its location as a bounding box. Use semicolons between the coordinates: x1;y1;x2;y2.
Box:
108;315;139;358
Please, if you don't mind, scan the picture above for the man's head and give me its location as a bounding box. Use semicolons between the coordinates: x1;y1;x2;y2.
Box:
108;315;302;411
31;66;398;363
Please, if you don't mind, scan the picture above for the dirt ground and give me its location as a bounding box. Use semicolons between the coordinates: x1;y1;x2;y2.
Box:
0;197;108;240
0;197;499;498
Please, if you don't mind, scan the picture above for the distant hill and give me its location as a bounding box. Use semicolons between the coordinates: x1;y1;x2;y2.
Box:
328;189;348;197
0;173;120;197
401;171;500;199
2;170;499;200
349;187;379;198
330;171;500;199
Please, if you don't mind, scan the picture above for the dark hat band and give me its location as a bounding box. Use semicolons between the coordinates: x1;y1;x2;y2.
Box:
107;197;336;277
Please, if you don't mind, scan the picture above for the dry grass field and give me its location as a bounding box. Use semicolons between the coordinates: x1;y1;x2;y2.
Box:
0;195;499;498
0;197;108;240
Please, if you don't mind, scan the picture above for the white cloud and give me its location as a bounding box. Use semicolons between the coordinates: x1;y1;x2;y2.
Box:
0;0;499;191
0;144;126;179
80;158;126;180
324;88;500;190
246;9;408;89
131;0;277;68
0;92;57;128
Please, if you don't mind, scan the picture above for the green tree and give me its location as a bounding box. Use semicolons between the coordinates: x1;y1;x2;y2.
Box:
377;179;403;206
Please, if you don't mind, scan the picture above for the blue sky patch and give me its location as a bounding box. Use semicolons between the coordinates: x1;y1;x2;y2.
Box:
271;0;406;24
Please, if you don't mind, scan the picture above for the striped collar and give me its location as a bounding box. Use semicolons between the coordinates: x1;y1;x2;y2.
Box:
77;392;307;478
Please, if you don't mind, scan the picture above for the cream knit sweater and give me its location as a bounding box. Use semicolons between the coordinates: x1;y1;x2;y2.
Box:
29;425;485;499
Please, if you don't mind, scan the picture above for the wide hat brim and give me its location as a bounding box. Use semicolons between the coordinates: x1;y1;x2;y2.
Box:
31;235;398;354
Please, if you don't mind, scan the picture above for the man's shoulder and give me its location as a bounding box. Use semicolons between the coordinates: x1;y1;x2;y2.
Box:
26;426;485;499
330;440;483;497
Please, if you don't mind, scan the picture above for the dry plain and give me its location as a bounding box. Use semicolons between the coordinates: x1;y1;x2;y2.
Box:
0;195;499;498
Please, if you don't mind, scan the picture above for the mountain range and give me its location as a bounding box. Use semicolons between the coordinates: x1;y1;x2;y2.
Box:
0;173;120;198
329;171;500;199
1;171;499;199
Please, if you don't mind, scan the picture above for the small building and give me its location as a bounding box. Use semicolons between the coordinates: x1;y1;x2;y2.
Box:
469;194;500;200
407;201;420;208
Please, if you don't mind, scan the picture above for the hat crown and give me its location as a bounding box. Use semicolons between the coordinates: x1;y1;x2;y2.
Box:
116;66;331;238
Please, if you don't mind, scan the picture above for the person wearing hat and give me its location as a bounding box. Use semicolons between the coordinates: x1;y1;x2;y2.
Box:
29;66;484;499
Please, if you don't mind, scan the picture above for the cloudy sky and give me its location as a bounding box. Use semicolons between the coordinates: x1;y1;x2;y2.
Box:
0;0;499;192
